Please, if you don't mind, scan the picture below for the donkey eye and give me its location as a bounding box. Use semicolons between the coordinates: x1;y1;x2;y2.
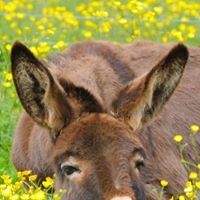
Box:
135;159;144;171
62;165;81;176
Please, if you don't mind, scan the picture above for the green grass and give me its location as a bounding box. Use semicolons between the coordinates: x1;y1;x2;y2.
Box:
0;53;21;176
1;0;200;177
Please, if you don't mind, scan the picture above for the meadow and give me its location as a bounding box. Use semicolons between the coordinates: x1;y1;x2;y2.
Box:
0;0;200;199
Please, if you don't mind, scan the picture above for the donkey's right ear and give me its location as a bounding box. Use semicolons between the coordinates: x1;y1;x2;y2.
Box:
11;41;72;138
112;43;188;131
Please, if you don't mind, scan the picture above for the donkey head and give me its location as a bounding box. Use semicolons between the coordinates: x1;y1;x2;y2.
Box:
11;41;188;200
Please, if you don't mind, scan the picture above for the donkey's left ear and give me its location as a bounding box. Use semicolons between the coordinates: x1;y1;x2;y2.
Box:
112;43;188;130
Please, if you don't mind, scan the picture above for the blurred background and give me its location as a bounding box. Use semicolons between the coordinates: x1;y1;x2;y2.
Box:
0;0;200;175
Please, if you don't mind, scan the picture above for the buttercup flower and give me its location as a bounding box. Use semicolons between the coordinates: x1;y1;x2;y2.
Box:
160;180;168;187
190;124;199;134
174;135;183;143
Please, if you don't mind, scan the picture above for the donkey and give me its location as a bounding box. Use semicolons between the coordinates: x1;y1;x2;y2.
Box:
11;40;200;200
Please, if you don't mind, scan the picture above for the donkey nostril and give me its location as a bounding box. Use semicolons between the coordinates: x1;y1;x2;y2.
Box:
111;196;132;200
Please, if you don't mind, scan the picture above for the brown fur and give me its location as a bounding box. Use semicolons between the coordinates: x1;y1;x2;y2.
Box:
11;40;200;200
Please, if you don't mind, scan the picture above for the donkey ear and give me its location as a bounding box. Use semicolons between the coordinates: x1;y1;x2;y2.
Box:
11;41;72;137
113;43;188;130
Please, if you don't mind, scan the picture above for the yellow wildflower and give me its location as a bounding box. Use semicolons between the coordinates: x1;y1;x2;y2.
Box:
101;21;111;33
16;29;22;35
46;177;54;184
21;170;32;176
190;124;199;134
42;177;54;188
21;194;30;200
82;31;92;38
1;175;10;180
1;187;12;197
181;159;186;164
179;24;186;31
189;171;197;179
5;72;12;81
153;6;163;14
54;194;60;200
27;4;33;10
195;181;200;189
5;13;14;21
59;189;65;193
29;16;36;22
10;22;17;28
29;175;37;182
174;135;183;143
85;20;97;28
4;3;16;12
0;184;6;189
1;175;11;185
184;185;193;193
13;181;23;190
162;36;168;43
31;190;46;200
30;46;38;56
31;38;38;43
160;180;168;187
179;195;185;200
10;194;20;200
37;42;50;54
185;191;196;198
76;4;85;12
187;26;196;34
11;92;16;98
188;33;195;39
16;13;25;19
92;10;108;18
197;163;200;169
5;44;12;52
118;18;128;25
17;171;22;177
53;41;66;49
1;35;8;41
